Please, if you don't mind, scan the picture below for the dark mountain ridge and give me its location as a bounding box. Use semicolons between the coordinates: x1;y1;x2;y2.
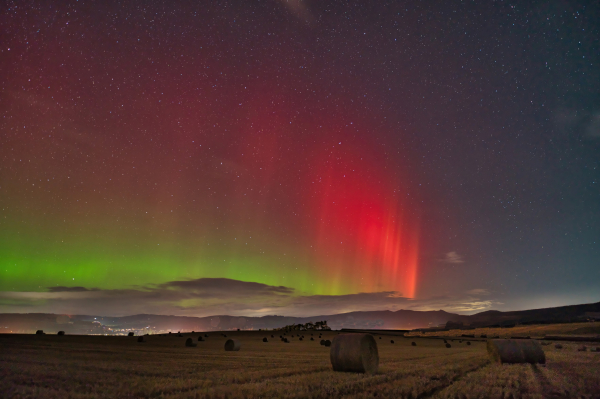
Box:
1;301;598;335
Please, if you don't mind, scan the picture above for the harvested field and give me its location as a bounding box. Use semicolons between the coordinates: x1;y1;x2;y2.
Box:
407;321;600;340
1;329;599;398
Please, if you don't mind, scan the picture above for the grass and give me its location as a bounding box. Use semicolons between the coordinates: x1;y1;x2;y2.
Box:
1;328;599;398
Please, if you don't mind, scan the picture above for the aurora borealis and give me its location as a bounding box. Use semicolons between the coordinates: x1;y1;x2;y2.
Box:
1;1;599;317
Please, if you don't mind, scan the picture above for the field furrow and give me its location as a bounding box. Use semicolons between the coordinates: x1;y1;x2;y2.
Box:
1;332;599;398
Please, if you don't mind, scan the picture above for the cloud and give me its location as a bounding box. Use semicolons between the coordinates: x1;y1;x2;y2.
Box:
585;112;600;138
278;0;312;22
465;288;491;296
158;278;293;297
553;106;600;140
47;286;97;292
440;251;464;264
0;278;500;317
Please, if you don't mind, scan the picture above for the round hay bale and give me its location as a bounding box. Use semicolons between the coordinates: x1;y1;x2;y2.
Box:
555;344;563;349
329;333;379;374
36;330;44;335
467;341;471;345
324;340;332;347
185;338;197;347
263;337;268;342
320;339;325;345
178;333;183;337
224;339;241;351
446;343;451;348
299;337;303;341
198;336;204;341
577;345;587;352
379;336;382;339
204;334;208;337
411;342;416;346
390;340;394;344
128;332;134;337
57;331;65;336
137;336;145;343
487;339;545;364
443;339;447;344
271;335;274;338
310;337;314;341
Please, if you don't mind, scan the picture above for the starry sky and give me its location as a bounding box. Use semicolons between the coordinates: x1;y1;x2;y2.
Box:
1;0;599;317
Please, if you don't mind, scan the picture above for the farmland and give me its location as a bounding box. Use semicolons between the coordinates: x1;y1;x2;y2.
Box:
1;328;599;398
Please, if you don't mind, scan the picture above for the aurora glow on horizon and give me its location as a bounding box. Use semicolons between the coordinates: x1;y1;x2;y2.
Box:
1;1;599;317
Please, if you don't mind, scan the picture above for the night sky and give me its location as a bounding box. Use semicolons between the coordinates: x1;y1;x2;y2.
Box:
1;0;599;317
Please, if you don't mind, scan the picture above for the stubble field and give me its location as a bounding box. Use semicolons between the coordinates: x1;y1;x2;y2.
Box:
1;329;599;398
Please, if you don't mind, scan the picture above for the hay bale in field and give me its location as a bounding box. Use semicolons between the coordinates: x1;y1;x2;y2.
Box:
487;339;545;364
443;339;447;343
577;345;587;352
299;337;303;341
57;331;65;336
390;340;394;344
310;337;314;341
480;334;487;338
128;332;134;337
446;343;451;348
329;333;379;374
271;335;274;338
379;336;382;339
137;336;145;343
192;331;195;333
205;334;208;337
263;337;268;342
224;339;241;351
466;341;471;345
185;338;197;347
178;334;183;337
36;330;44;335
324;340;331;347
320;339;326;345
555;344;563;349
198;336;204;342
411;342;416;346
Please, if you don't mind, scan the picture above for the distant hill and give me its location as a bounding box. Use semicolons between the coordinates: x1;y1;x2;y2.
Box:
1;301;599;335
